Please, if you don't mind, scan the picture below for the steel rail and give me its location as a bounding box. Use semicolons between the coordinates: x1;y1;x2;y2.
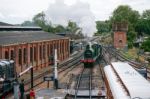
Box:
89;68;92;99
103;47;150;80
102;51;131;97
22;52;83;91
74;67;85;99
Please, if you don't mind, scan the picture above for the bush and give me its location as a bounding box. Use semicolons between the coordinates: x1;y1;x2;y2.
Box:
141;38;150;52
128;41;133;49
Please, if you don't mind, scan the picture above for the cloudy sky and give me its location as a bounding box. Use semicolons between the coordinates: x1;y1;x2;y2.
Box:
0;0;150;24
0;0;149;36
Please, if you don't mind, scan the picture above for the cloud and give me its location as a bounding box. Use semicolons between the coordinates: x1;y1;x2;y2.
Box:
0;13;4;18
45;0;96;37
81;0;150;20
0;0;150;25
0;0;54;24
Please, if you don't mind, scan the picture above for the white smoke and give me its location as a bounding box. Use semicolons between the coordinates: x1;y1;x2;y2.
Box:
45;0;96;37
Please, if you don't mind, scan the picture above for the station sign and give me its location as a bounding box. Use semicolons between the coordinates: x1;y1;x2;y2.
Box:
43;76;54;81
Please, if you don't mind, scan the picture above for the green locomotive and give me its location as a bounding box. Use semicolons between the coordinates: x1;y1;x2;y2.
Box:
81;42;102;68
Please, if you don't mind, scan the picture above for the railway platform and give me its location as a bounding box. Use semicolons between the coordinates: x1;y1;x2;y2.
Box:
5;51;81;99
67;89;105;97
35;88;67;99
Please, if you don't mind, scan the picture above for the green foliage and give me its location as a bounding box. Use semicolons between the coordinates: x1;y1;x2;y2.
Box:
111;5;140;25
96;21;110;34
32;12;67;33
135;10;150;35
33;12;46;28
110;5;140;32
142;10;150;20
54;25;66;33
141;38;150;52
32;11;52;32
66;21;79;33
128;41;133;49
21;21;35;26
110;5;141;48
127;31;137;42
22;12;84;38
127;31;137;49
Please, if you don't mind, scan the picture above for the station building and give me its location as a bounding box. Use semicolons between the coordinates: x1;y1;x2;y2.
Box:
0;26;70;73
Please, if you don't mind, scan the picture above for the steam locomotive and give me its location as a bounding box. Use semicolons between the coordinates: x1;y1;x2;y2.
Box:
0;59;15;98
81;42;102;68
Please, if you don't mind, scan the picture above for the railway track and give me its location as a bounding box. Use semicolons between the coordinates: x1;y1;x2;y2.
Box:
103;46;150;80
21;51;83;91
74;67;93;99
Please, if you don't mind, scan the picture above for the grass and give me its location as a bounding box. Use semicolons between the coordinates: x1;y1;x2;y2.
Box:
120;47;146;62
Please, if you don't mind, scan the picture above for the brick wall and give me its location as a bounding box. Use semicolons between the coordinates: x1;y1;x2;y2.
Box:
113;22;128;49
113;31;127;49
0;39;70;74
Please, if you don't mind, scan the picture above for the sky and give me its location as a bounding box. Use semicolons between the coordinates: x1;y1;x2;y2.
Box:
0;0;150;24
0;0;150;36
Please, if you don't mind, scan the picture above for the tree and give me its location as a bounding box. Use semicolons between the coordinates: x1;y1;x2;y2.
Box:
135;10;150;36
110;5;140;33
33;12;45;26
127;31;137;48
141;38;150;52
54;25;66;33
142;10;150;35
96;21;110;34
142;10;150;20
67;21;79;33
32;12;48;30
110;5;140;48
110;5;140;26
32;12;56;32
21;21;35;26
